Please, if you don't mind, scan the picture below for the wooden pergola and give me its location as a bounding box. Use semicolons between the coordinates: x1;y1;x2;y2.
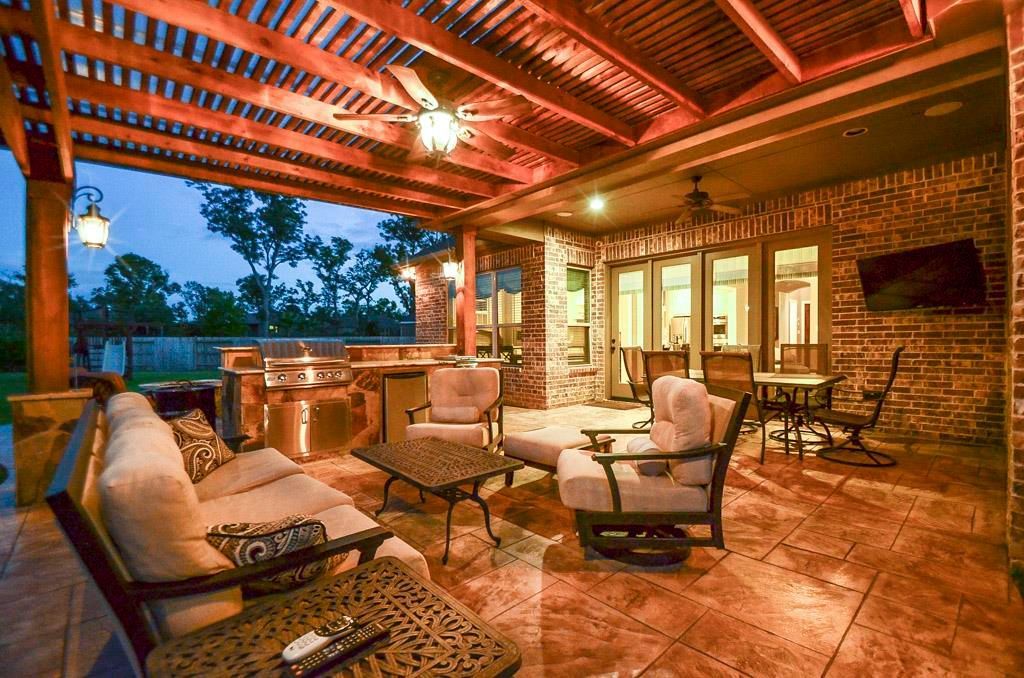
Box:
0;0;968;392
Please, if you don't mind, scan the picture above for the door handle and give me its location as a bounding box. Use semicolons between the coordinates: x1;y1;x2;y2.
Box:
610;337;617;355
301;409;308;425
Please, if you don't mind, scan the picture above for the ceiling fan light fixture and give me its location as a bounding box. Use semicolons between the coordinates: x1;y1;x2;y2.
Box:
418;109;460;158
842;126;868;138
556;211;573;217
587;195;606;212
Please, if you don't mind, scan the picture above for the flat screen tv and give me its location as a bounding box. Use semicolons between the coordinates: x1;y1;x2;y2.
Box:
856;239;986;312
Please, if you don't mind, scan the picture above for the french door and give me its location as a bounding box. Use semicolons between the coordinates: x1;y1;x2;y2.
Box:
608;263;650;399
704;246;762;368
654;255;701;370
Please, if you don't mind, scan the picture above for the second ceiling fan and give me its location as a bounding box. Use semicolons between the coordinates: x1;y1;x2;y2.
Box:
333;64;533;163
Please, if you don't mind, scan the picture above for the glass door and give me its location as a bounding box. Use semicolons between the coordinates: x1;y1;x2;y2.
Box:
705;247;761;368
653;255;701;371
608;263;651;399
767;234;831;369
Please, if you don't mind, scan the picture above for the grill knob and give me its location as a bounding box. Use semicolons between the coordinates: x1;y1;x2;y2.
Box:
316;372;324;379
277;374;287;382
297;373;306;381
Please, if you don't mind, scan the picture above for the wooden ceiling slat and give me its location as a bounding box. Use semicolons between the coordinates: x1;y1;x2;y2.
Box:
29;0;72;181
0;57;29;173
712;0;802;84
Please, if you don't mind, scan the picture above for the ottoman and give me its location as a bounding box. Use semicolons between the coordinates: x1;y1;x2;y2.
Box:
503;426;613;484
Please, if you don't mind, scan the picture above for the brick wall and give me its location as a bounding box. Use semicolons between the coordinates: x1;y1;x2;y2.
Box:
1005;6;1023;571
414;264;448;344
599;151;1007;446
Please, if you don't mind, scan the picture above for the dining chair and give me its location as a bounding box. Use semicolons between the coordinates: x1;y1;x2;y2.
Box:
813;346;905;467
772;343;833;444
722;344;762;370
779;343;830;374
701;351;789;462
621;346;653;429
643;349;689;419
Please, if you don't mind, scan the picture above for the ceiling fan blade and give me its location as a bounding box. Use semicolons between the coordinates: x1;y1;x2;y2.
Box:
709;203;742;216
457;125;515;160
332;112;417;123
456;95;533;121
385;64;439;110
676;209;692;223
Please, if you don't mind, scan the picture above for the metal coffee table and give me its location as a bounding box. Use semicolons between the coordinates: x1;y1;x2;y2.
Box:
353;438;524;564
146;557;521;677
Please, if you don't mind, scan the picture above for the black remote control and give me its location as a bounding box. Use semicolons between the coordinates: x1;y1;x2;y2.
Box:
288;622;389;677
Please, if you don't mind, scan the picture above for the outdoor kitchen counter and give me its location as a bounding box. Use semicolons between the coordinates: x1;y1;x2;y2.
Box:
219;357;502;374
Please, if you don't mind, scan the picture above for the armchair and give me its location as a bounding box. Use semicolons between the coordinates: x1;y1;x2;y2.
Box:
406;367;503;453
559;378;750;564
621;346;653;428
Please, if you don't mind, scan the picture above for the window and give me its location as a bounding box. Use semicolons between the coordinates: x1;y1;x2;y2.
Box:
475;267;523;364
567;268;591;365
446;280;456;344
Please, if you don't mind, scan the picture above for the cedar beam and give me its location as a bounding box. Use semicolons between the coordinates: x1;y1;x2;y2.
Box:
322;0;636;146
0;58;29;174
28;0;73;181
517;0;705;118
712;0;802;84
454;226;477;356
75;145;444;219
898;0;926;38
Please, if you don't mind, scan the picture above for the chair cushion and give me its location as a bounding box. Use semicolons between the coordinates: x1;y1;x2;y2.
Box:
315;504;430;581
199;474;354;526
649;378;712;486
147;589;243;641
708;393;739;444
556;449;709;513
505;426;610;467
169;409;236;483
431;405;482;424
207;515;334;595
625;437;668;476
430;367;499;415
194;447;303;502
406;422;489;448
105;392;173;441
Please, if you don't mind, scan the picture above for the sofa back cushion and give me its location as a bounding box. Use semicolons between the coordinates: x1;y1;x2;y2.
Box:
648;377;714;486
431;367;499;422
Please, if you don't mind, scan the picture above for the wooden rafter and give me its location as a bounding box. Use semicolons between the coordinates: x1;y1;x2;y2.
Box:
322;0;637;146
516;0;705;118
74;145;444;219
712;0;802;85
898;0;926;38
116;0;574;166
0;58;29;174
28;0;72;180
66;76;501;199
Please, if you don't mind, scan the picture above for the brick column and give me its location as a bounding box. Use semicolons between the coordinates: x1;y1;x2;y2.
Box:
413;262;448;344
1006;5;1024;572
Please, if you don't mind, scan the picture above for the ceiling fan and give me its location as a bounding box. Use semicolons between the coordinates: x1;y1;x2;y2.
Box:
332;64;533;163
676;175;747;221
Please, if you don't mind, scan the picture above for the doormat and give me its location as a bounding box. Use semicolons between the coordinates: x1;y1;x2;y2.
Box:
585;400;642;410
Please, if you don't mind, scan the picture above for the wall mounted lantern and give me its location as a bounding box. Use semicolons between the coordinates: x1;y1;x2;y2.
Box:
72;185;110;249
442;258;460;281
400;265;417;281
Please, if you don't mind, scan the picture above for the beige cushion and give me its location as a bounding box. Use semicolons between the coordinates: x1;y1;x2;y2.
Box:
105;392;173;440
316;505;430;581
430;367;499;415
649;377;712;486
625;437;667;476
431;404;482;424
147;589;243;640
199;474;353;526
708;393;738;444
556;449;708;513
194;447;303;502
100;426;235;583
406;422;489;448
105;391;154;420
505;426;608;467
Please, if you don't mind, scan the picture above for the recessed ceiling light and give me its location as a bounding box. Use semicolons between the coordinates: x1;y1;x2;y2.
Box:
842;127;868;138
556;211;573;217
587;195;606;212
924;101;963;117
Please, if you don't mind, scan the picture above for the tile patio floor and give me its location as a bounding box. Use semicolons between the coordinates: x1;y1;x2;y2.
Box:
0;404;1021;676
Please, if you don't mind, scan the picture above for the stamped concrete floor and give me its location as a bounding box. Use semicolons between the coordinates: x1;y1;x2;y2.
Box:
0;406;1021;676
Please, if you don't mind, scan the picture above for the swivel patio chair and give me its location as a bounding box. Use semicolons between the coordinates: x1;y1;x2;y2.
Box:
701;350;790;462
559;379;749;564
406;367;503;453
813;346;905;467
621;346;653;428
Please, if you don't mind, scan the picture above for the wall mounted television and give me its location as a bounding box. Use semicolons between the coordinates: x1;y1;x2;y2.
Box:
856;239;986;312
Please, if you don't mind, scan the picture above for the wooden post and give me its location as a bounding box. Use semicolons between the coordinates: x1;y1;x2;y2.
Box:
455;226;477;356
25;179;72;393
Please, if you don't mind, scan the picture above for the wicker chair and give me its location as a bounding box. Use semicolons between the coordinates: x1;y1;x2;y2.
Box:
621;346;653;429
813;346;905;467
702;351;790;462
560;381;750;564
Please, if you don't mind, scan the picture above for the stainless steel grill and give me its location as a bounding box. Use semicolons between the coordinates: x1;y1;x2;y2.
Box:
254;339;353;390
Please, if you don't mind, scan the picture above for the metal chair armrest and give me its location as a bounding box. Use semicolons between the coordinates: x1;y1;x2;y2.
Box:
405;401;431;425
125;527;392;601
591;442;727;465
581;428;650;447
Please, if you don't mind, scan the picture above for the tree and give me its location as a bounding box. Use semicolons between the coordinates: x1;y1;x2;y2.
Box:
181;282;247;336
90;253;182;326
277;280;324;334
339;246;390;332
303;234;353;318
375;215;451;316
189;183;307;336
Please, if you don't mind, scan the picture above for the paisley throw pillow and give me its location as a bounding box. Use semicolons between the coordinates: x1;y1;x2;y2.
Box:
169;408;235;483
206;515;338;594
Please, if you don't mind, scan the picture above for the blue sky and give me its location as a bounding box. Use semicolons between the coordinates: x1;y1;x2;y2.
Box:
0;149;393;299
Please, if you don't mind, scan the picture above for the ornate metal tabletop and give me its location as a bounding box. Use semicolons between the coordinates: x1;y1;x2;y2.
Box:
352;438;523;491
146;557;521;677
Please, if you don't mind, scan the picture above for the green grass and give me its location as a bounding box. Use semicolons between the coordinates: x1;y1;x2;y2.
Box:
0;370;220;425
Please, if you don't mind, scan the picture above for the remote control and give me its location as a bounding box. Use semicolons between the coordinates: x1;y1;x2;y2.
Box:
288;622;389;677
281;615;358;664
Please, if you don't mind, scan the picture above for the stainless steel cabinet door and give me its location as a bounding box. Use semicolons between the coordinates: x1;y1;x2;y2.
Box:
264;401;311;457
310;399;351;453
